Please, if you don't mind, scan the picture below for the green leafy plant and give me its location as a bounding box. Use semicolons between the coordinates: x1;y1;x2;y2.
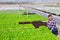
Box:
0;10;58;40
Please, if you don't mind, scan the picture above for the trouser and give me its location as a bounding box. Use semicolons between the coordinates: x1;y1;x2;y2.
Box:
52;27;58;36
48;27;58;36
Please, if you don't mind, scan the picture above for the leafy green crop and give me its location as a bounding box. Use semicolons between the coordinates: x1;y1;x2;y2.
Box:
0;10;58;40
0;26;58;40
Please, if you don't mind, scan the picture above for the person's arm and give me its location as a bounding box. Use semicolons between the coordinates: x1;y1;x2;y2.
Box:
47;23;50;27
47;21;51;28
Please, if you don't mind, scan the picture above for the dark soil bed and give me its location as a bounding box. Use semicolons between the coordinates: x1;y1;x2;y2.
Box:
23;12;35;15
58;15;60;16
51;13;56;15
19;21;47;28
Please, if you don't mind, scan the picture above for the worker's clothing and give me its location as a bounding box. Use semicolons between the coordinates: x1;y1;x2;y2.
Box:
47;19;58;35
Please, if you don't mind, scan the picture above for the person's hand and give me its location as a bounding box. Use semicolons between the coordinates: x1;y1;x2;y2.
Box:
51;29;52;32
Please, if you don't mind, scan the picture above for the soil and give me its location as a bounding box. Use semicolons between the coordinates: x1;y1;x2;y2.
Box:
51;13;56;15
31;8;60;17
23;12;35;15
58;15;60;16
19;21;47;28
42;11;47;13
46;12;50;13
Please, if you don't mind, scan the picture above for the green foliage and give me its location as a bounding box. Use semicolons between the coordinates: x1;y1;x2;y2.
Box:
0;10;58;40
0;26;58;40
